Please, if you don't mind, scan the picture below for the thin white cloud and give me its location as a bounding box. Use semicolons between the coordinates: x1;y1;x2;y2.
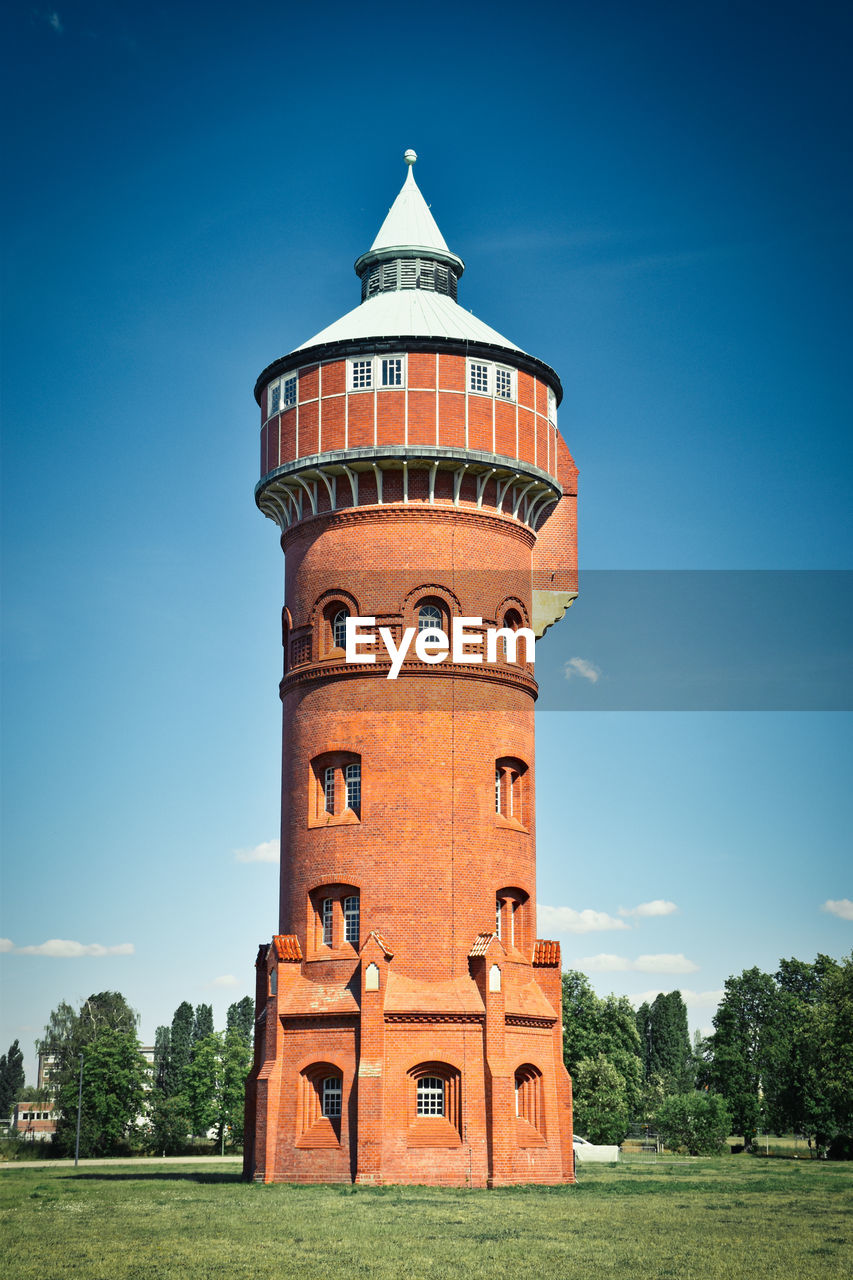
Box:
635;953;699;974
8;939;134;958
822;898;853;921
49;12;63;33
619;900;679;919
563;656;601;683
210;974;240;988
538;905;629;934
235;838;279;864
629;987;724;1009
575;952;698;974
0;938;13;953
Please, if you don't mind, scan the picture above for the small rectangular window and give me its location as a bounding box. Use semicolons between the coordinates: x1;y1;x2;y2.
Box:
345;762;361;815
350;359;373;390
268;381;281;416
322;898;333;946
323;766;335;814
381;357;404;387
495;367;514;400
283;375;297;407
547;387;557;425
344;894;360;944
469;361;490;395
417;1076;445;1116
322;1076;342;1118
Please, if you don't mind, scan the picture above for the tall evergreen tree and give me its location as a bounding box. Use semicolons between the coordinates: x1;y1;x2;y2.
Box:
0;1040;26;1118
152;1024;171;1093
705;967;781;1148
192;1004;214;1044
226;996;254;1045
165;1002;194;1097
562;970;643;1137
637;991;693;1092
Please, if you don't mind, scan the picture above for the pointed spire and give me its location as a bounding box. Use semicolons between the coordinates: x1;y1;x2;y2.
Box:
354;151;464;292
369;151;452;256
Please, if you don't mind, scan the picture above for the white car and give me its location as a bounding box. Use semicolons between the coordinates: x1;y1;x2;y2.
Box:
573;1135;620;1162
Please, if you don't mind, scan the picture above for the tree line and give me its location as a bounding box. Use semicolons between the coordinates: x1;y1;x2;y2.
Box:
564;951;852;1156
4;991;254;1157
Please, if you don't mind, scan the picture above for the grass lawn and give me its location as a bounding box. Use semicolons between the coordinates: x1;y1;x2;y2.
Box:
1;1158;851;1279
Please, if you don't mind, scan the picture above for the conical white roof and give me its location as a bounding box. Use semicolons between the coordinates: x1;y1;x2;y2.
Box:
295;153;525;355
369;163;452;257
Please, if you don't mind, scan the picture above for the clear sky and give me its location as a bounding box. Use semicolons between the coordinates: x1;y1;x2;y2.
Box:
2;1;851;1082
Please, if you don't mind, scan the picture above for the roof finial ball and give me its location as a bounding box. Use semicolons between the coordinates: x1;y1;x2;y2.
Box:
403;149;417;166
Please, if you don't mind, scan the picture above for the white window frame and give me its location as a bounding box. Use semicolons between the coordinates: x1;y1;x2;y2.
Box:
417;603;443;633
468;360;491;396
345;762;361;815
547;387;557;425
322;897;333;946
323;766;335;815
332;609;349;649
321;1076;342;1118
266;374;298;420
416;1076;445;1117
495;365;515;401
344;894;360;944
348;354;407;391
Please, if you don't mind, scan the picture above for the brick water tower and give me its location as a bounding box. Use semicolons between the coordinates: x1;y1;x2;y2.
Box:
244;152;578;1185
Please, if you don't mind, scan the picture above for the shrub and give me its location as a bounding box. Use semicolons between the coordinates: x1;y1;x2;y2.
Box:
655;1091;731;1155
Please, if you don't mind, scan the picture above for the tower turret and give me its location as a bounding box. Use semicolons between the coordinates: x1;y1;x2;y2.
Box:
245;155;578;1186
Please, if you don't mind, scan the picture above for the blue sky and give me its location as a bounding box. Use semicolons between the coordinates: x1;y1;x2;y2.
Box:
2;1;851;1081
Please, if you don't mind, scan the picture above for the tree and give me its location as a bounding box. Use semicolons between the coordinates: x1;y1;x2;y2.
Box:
152;1024;170;1093
0;1040;25;1118
705;967;779;1148
655;1092;731;1155
182;1033;220;1138
218;1025;252;1148
572;1054;629;1144
226;996;254;1045
636;992;693;1093
146;1091;190;1156
562;970;643;1132
164;1002;194;1097
37;992;147;1157
72;1028;148;1156
192;1004;214;1044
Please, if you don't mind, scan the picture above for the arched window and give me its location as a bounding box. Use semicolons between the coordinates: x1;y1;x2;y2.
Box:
310;752;362;826
332;609;349;650
296;1064;344;1148
417;602;444;634
407;1062;462;1147
495;888;530;953
312;886;360;952
495;757;528;828
515;1064;546;1146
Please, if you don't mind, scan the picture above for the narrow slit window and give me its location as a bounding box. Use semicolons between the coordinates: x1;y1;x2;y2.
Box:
323;766;335;814
268;382;281;416
322;897;333;946
344;894;360;945
333;609;349;649
345;762;361;815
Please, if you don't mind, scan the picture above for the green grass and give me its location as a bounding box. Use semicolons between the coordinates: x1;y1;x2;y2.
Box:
1;1159;851;1279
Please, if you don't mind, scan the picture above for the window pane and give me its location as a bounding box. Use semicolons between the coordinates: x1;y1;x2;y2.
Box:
418;604;443;633
469;362;489;394
333;609;349;649
283;376;297;407
269;382;281;415
345;762;361;815
322;1076;342;1117
495;368;513;400
322;897;333;945
417;1076;445;1116
381;357;403;386
344;894;360;944
324;766;335;814
351;360;372;389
